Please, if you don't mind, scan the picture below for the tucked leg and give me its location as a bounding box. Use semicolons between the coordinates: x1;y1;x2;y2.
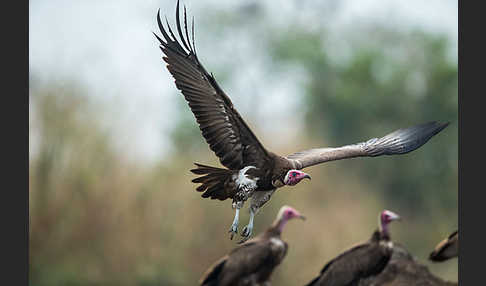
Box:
238;189;276;243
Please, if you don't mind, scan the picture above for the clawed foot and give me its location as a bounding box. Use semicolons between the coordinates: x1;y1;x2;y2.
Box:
237;224;253;244
241;224;253;237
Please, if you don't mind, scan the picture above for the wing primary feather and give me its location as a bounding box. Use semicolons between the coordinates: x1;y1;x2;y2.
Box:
152;31;165;45
365;121;449;156
157;11;172;43
287;121;448;169
165;17;179;45
183;5;193;53
175;0;191;52
156;12;188;57
155;4;271;170
165;16;189;56
192;16;197;55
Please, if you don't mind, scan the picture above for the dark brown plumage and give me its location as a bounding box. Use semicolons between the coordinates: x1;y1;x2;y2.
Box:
359;243;458;286
154;1;449;241
199;206;305;286
429;230;458;262
305;210;400;286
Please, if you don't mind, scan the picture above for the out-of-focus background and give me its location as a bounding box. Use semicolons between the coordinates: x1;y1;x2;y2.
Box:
29;0;458;285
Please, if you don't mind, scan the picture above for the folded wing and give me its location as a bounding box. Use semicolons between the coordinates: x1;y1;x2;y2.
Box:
429;230;458;262
305;242;387;286
199;240;276;286
287;121;449;170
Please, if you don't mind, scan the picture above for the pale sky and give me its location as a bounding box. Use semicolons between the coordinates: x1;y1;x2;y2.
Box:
29;0;457;164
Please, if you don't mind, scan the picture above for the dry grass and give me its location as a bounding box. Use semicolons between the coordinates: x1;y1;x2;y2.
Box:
29;88;457;286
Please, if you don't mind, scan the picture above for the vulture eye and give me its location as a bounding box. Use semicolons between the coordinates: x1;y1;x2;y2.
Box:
292;172;296;177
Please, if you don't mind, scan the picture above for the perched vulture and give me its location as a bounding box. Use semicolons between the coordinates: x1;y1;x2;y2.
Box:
154;1;449;241
199;205;305;286
359;243;458;286
305;210;401;286
429;230;458;262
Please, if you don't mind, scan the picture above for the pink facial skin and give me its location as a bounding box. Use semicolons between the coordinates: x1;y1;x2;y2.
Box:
283;206;306;221
277;206;306;232
381;210;401;225
380;210;401;236
284;170;311;186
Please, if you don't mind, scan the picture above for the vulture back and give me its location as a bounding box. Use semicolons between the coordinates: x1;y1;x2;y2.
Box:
200;236;287;286
359;243;458;286
306;231;392;286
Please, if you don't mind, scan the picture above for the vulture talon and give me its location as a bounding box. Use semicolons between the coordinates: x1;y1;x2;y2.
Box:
236;229;251;244
237;238;248;244
241;224;253;239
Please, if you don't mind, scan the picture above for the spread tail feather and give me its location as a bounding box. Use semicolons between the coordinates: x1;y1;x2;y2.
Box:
191;163;233;200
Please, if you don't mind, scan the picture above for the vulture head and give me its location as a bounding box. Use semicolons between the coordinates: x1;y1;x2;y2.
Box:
274;205;306;233
283;170;311;186
379;210;401;238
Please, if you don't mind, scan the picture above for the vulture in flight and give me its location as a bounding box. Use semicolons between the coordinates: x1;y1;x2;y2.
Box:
154;1;449;241
429;230;458;262
305;210;401;286
199;205;305;286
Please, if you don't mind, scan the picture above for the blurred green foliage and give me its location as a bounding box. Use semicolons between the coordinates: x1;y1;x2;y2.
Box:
29;4;457;286
269;27;457;212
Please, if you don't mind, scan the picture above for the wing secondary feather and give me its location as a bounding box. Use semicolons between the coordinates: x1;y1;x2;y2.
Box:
287;121;449;169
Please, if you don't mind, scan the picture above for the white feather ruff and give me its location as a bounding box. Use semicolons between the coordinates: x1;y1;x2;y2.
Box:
235;166;259;189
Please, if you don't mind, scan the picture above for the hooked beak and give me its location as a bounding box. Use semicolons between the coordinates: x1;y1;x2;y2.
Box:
391;214;401;221
303;173;311;181
298;215;306;221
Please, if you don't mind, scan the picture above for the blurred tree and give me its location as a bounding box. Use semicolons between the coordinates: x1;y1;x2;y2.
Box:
29;34;457;286
270;27;457;214
158;10;457;282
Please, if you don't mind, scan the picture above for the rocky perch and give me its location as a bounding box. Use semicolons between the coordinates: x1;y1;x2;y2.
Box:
359;243;457;286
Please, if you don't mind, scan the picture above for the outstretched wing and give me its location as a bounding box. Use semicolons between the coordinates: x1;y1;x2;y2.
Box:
287;121;449;170
154;1;270;170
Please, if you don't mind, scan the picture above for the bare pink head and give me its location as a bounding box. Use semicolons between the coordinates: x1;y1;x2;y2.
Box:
379;210;401;236
284;170;311;186
275;205;306;232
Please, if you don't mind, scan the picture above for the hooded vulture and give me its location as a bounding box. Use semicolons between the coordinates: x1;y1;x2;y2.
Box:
305;210;401;286
199;205;305;286
429;230;458;262
154;1;449;242
359;243;458;286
